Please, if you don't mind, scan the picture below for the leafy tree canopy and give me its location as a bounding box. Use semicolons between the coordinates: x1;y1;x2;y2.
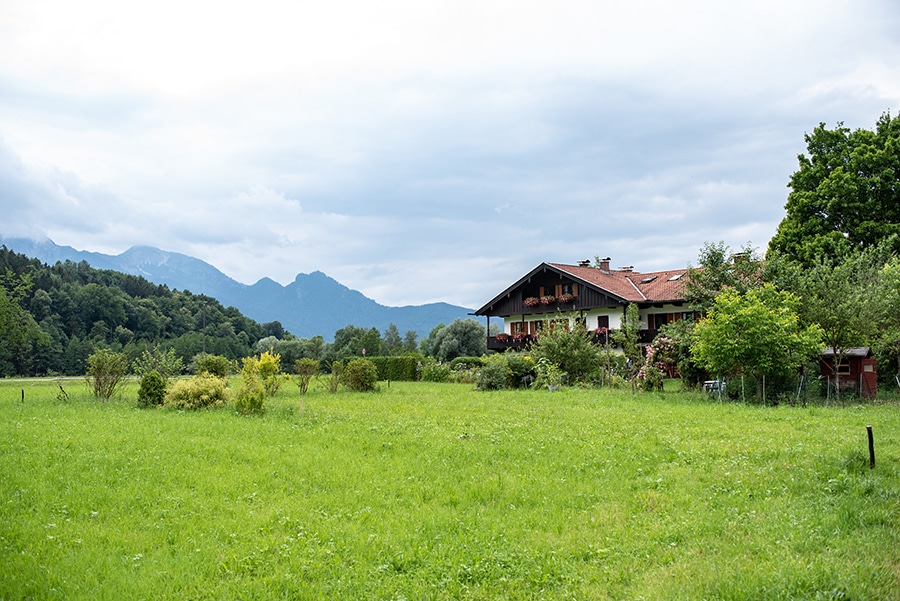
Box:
768;112;900;266
0;246;275;376
691;284;823;395
431;318;486;361
685;242;764;312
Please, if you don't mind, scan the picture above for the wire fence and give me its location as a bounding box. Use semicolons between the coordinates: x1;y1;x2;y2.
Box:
704;369;881;405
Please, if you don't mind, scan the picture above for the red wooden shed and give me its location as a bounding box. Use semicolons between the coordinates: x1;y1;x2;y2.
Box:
819;347;877;399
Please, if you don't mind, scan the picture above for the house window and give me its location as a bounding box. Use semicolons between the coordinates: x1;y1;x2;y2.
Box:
511;322;528;336
651;314;670;329
597;315;609;330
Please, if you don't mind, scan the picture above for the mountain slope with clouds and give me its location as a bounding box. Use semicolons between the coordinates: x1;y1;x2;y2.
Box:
0;237;472;340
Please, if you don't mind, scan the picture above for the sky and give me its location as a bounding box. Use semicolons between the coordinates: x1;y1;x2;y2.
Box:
2;0;899;309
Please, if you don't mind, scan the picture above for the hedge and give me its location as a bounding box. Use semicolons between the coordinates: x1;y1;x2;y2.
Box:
368;355;422;381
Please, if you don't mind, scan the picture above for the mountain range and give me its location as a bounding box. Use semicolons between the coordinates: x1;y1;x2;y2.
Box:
0;237;475;340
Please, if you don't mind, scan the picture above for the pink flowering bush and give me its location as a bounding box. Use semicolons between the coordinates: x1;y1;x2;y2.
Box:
636;336;677;391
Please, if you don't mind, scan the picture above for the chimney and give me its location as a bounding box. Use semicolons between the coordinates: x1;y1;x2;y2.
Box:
598;257;611;272
619;265;634;272
578;259;591;267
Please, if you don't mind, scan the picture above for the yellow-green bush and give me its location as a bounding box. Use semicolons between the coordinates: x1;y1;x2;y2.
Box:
164;374;230;409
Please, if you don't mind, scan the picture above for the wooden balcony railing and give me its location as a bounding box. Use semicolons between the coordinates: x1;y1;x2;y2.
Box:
488;328;661;350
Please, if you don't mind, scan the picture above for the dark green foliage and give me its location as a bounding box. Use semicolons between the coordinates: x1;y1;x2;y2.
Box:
0;269;47;376
530;320;602;384
341;358;378;391
368;356;421;381
503;353;536;388
293;358;320;395
768;112;900;267
137;370;167;407
192;353;234;377
476;355;511;390
132;346;184;379
327;325;382;363
448;356;484;371
658;320;705;387
685;241;764;312
381;323;403;355
0;246;274;377
431;318;486;361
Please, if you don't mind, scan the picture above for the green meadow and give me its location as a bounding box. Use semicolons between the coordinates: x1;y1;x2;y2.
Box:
1;379;899;600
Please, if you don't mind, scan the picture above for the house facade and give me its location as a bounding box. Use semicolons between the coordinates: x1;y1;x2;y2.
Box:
474;258;695;351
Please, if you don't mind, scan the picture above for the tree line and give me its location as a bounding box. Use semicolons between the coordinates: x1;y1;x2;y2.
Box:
0;246;489;377
672;112;900;399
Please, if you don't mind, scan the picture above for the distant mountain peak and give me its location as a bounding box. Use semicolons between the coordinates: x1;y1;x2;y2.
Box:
0;235;474;340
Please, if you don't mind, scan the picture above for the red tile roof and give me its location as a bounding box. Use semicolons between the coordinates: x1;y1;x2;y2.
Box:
547;263;689;303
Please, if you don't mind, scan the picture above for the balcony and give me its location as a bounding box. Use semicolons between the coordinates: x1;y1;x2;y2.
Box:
488;328;661;351
487;334;534;351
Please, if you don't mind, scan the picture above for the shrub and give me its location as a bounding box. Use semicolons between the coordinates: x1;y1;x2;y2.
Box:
294;358;320;395
534;357;566;390
449;356;484;371
476;355;511;391
132;347;184;380
192;353;234;378
86;349;129;402
255;350;284;396
342;358;378;392
235;360;265;415
137;370;167;407
164;374;230;410
529;321;602;384
503;353;536;388
323;362;342;393
420;360;451;383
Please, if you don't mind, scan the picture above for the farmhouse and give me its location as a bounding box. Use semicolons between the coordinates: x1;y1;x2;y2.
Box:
474;258;695;351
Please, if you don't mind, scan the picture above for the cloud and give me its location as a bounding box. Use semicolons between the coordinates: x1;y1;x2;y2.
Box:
1;0;899;308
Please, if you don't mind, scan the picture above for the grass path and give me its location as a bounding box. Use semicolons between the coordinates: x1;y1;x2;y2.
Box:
1;380;899;599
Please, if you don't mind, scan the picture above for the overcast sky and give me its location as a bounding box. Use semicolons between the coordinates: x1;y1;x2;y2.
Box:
2;1;898;308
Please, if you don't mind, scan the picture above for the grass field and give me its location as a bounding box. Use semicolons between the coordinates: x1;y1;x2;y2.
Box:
1;378;899;600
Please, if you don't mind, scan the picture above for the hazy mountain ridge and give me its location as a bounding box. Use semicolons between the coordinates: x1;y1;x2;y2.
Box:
0;237;474;340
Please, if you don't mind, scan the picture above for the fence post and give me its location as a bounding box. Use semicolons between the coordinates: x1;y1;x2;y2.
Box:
867;425;875;469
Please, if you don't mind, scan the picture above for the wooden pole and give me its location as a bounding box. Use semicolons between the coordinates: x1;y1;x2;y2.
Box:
21;389;24;403
867;425;875;469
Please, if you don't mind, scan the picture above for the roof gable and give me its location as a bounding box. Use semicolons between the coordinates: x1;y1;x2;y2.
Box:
475;262;689;316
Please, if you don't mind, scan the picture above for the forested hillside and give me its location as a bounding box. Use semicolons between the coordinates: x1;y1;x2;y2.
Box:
0;246;283;377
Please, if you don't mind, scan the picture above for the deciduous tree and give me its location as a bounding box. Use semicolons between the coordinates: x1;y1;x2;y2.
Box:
768;112;900;267
431;318;486;361
86;349;129;402
691;284;823;401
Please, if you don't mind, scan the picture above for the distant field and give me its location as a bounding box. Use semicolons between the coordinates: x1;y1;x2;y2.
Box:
1;379;899;600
